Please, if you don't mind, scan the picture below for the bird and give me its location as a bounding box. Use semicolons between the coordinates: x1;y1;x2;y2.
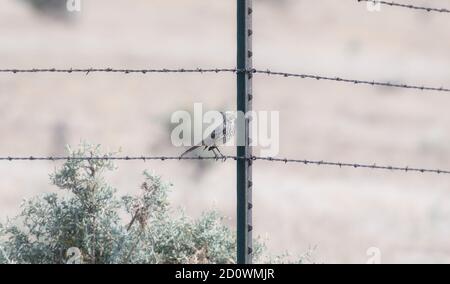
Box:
180;111;236;159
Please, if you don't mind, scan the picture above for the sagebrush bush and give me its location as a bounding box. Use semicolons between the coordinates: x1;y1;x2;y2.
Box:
0;144;311;264
0;144;259;264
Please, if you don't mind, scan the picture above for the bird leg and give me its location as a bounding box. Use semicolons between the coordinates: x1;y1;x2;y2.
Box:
210;146;225;161
215;147;226;161
208;146;219;160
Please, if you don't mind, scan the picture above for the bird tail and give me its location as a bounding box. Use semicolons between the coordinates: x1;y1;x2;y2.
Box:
180;146;201;157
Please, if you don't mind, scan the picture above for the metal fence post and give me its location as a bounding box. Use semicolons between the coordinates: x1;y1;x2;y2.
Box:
237;0;253;264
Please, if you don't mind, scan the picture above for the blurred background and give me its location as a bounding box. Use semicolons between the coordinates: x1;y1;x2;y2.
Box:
1;0;450;263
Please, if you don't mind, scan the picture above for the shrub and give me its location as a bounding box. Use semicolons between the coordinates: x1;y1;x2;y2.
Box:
0;144;250;264
0;143;311;264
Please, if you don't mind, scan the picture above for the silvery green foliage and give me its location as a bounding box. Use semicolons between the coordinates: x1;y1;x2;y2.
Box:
0;143;306;264
0;144;242;264
0;144;124;264
262;246;317;264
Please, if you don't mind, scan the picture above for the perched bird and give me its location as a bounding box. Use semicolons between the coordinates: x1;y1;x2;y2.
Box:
180;111;236;159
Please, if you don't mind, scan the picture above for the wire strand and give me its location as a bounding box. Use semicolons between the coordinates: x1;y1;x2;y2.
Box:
0;68;237;75
0;155;449;175
2;67;449;93
357;0;450;13
252;69;450;93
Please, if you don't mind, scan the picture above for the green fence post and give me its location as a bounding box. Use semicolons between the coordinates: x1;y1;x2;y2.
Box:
237;0;253;264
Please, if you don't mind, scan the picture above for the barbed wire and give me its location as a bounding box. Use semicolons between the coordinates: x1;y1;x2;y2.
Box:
357;0;450;13
253;69;450;93
253;156;450;175
0;68;237;75
0;155;449;175
1;67;449;93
